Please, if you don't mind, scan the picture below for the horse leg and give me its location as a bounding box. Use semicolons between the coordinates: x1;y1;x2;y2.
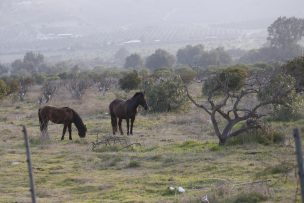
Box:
68;123;72;140
126;118;130;135
61;124;67;140
41;120;48;137
130;117;135;135
111;115;117;135
118;118;123;135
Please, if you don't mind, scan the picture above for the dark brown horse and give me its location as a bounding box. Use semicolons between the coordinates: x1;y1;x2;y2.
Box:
109;92;148;135
38;106;87;140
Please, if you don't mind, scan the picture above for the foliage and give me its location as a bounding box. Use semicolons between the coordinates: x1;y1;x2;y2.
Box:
188;67;296;145
226;122;285;145
119;70;141;91
176;45;232;68
124;53;143;69
267;16;304;48
0;79;8;99
271;96;303;121
233;192;267;203
239;17;304;64
239;45;303;64
176;44;205;66
0;63;8;75
11;52;49;75
144;71;187;112
257;73;296;106
114;47;129;65
175;67;197;84
203;65;248;96
145;49;175;71
198;47;232;68
282;56;304;91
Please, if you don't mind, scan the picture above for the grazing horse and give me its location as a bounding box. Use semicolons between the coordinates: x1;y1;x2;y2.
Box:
38;106;87;140
109;92;148;135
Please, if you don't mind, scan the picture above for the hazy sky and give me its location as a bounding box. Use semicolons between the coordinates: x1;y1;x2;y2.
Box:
2;0;304;26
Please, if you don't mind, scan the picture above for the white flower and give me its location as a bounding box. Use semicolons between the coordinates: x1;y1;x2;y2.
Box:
168;186;175;191
178;186;185;193
201;195;209;203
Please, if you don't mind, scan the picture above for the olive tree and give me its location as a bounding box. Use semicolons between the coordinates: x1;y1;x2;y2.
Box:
144;69;187;112
186;66;297;145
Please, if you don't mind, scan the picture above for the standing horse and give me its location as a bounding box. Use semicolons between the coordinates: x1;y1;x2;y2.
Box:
109;92;148;135
38;106;87;140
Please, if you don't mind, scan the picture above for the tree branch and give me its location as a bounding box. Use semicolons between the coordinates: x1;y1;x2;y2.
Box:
185;86;211;115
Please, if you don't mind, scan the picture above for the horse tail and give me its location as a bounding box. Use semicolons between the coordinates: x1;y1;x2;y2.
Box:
38;108;44;132
109;103;117;135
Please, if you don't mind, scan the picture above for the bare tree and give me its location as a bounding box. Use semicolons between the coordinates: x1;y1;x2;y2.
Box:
66;79;91;100
186;68;296;145
18;78;32;101
38;81;58;104
96;77;118;96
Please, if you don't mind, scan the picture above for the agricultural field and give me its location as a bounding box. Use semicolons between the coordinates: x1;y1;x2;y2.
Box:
0;83;301;203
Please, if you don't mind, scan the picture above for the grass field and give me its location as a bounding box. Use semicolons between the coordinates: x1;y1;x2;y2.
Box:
0;84;302;203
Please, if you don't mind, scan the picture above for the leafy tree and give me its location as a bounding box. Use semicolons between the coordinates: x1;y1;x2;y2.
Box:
176;45;232;68
203;65;248;95
0;63;8;75
11;52;48;75
175;67;197;84
239;17;304;64
187;67;296;145
114;47;129;65
144;70;187;112
239;46;302;64
145;49;175;71
124;53;143;69
119;70;141;91
176;44;205;66
268;16;304;48
282;56;304;91
198;47;232;68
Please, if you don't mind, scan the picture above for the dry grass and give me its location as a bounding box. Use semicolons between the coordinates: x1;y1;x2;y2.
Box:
0;84;301;202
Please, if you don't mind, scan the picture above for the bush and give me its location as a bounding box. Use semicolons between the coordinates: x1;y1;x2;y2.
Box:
175;67;197;84
233;192;267;203
203;65;248;95
144;70;187;112
127;160;141;168
226;123;285;145
271;103;303;121
119;70;141;91
0;79;8;99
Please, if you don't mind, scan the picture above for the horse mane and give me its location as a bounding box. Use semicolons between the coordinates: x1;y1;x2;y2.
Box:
132;92;144;98
72;109;86;132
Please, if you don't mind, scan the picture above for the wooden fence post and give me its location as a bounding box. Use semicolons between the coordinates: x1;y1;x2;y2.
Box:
22;126;36;203
293;128;304;203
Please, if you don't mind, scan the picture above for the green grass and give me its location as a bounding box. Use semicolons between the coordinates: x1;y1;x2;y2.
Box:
0;86;301;202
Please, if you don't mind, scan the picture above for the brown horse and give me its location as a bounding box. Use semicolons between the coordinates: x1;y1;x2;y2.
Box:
109;92;148;135
38;106;87;140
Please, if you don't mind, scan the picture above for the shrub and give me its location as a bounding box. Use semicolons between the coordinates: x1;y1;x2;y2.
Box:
203;65;248;96
127;160;141;168
226;123;285;145
119;70;141;91
0;79;8;99
144;71;188;112
175;67;197;84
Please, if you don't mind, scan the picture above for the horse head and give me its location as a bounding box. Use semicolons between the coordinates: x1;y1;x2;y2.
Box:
78;124;87;138
134;92;148;110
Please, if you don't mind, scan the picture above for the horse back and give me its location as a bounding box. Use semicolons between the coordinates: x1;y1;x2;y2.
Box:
109;99;128;118
39;106;74;124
